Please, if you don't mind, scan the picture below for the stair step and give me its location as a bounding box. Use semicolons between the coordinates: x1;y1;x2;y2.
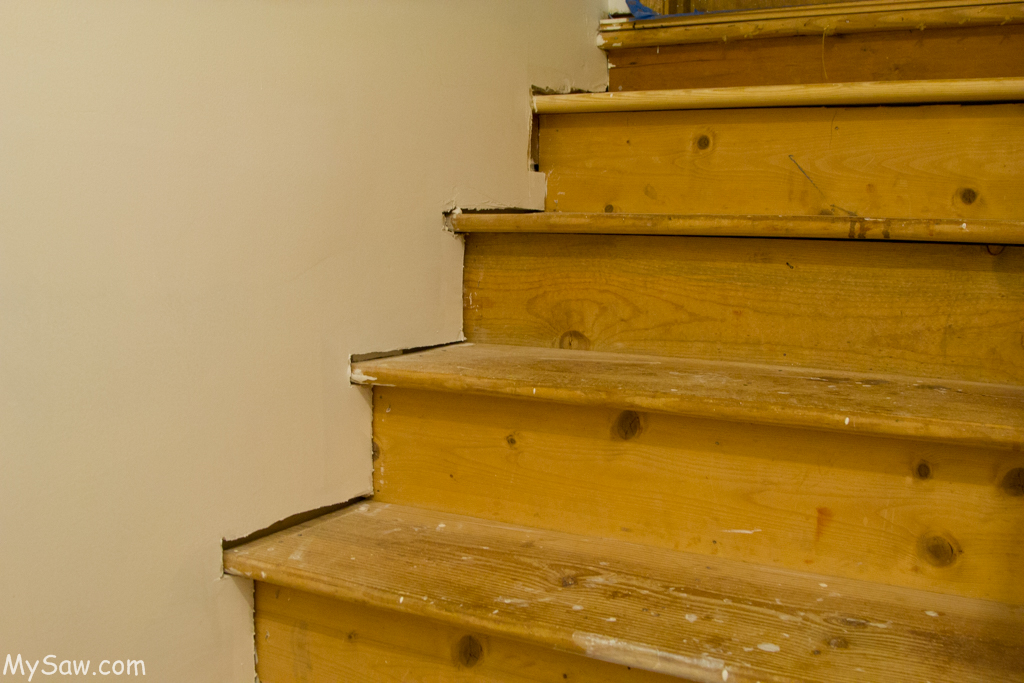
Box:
453;212;1024;244
463;234;1024;385
599;0;1024;49
607;25;1024;91
369;385;1023;603
352;343;1022;449
539;103;1024;220
224;501;1024;683
534;77;1024;114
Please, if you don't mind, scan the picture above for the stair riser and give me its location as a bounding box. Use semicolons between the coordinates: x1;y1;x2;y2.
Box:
254;583;676;683
372;387;1024;604
540;104;1024;220
464;233;1024;385
609;25;1024;91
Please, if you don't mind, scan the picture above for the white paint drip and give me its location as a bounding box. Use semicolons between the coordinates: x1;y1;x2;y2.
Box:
494;596;529;606
436;523;446;531
721;528;762;534
573;605;584;611
925;610;939;617
350;369;377;384
757;643;781;652
844;417;850;425
685;614;699;623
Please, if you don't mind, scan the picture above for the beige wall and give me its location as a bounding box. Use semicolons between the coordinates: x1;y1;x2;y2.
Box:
0;2;606;680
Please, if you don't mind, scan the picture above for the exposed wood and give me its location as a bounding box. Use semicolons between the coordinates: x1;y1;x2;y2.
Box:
600;0;1024;48
254;583;675;683
463;234;1024;385
372;386;1024;603
226;502;1024;683
694;0;857;10
540;104;1024;220
453;212;1024;244
534;77;1024;113
608;25;1024;91
353;343;1024;449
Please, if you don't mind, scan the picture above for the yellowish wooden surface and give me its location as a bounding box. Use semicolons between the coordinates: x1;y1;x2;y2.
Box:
693;0;863;11
600;0;1024;48
226;502;1024;683
534;77;1024;113
540;104;1024;220
353;344;1024;450
453;212;1024;244
254;583;677;683
463;234;1024;386
371;387;1024;604
608;25;1024;90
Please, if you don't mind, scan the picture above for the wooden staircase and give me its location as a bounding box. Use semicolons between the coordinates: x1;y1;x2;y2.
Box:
225;2;1024;680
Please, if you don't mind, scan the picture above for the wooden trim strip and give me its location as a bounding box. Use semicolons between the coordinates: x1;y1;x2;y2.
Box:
453;212;1024;244
352;343;1024;450
598;1;1024;48
533;77;1024;113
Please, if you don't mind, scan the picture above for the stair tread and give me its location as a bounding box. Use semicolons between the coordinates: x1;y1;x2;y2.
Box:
225;501;1024;683
533;77;1024;114
598;0;1024;49
452;212;1024;244
351;343;1023;449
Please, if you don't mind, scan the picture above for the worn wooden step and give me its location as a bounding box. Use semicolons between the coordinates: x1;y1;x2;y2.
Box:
539;103;1024;220
352;343;1023;450
452;212;1024;244
607;25;1024;91
599;0;1024;49
225;501;1024;683
533;78;1024;113
463;234;1024;385
368;384;1024;603
253;583;676;682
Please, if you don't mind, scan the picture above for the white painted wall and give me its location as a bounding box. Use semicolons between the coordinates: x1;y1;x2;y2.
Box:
0;2;607;680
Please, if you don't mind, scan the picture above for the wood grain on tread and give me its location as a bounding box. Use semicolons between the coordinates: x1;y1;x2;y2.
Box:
353;344;1024;450
371;387;1024;604
225;502;1024;683
540;104;1024;220
452;212;1024;244
533;78;1024;113
608;25;1024;91
599;0;1024;48
254;583;677;683
463;234;1024;386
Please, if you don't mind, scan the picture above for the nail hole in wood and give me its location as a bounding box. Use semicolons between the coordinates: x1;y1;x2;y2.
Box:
614;410;643;440
456;635;483;668
1001;468;1024;496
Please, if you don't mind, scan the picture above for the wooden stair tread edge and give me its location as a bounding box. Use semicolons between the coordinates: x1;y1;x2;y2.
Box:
599;0;1014;31
452;212;1024;244
533;77;1024;114
351;343;1023;450
224;501;1024;683
598;0;1024;48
